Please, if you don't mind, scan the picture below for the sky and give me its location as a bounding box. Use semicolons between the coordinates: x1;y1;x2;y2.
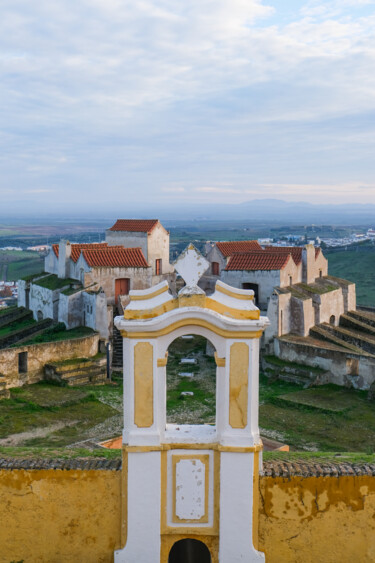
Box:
1;0;375;215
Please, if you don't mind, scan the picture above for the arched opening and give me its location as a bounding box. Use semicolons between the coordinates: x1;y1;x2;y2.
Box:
242;282;259;306
169;539;211;563
330;315;335;326
166;334;216;425
37;310;43;321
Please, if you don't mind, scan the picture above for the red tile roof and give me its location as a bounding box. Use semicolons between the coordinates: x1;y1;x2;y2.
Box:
264;246;303;265
225;251;291;271
52;243;110;262
108;219;159;233
216;240;262;257
81;247;149;268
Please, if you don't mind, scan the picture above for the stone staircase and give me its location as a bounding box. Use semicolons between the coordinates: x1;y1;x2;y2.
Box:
44;356;107;386
309;310;375;357
0;307;32;329
112;315;123;370
261;356;328;387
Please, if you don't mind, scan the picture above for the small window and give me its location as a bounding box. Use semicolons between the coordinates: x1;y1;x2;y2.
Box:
37;310;43;321
18;352;28;374
319;269;323;278
289;276;293;286
87;304;90;313
212;262;219;276
156;258;162;275
330;315;335;326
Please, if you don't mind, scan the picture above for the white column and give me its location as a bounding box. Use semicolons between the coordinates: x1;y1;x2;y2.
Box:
219;452;264;562
115;452;161;563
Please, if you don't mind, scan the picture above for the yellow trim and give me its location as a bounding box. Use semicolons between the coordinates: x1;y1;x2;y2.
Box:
206;297;260;320
124;292;260;321
124;299;176;320
216;283;254;301
157;352;169;367
130;284;169;301
229;342;249;429
253;449;262;553
214;353;226;367
134;342;154;428
120;318;263;340
178;293;206;308
124;442;263;453
172;454;209;524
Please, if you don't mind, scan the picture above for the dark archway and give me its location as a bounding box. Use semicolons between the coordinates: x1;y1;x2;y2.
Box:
168;539;211;563
330;315;335;325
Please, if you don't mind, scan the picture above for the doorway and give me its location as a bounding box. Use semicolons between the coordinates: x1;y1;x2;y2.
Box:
115;278;130;304
242;282;259;305
168;539;211;563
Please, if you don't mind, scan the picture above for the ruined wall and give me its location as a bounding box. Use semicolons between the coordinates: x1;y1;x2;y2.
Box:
0;334;100;388
314;288;344;326
83;290;109;340
259;462;375;563
275;337;375;389
58;290;84;329
290;296;315;336
0;459;374;563
44;249;58;275
29;283;66;322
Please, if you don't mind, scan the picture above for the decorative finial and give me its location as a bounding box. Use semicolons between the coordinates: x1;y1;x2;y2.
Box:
173;243;209;295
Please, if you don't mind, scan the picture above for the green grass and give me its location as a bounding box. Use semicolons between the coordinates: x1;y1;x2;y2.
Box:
0;380;123;447
0;446;121;460
33;274;77;291
0;250;44;282
263;451;375;464
18;325;95;346
264;355;324;373
0;316;36;338
259;377;375;452
327;247;375;306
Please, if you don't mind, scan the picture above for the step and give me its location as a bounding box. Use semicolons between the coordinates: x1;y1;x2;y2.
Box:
318;323;375;355
347;310;375;328
61;367;106;381
309;326;367;355
340;314;375;338
0;308;32;329
45;357;106;375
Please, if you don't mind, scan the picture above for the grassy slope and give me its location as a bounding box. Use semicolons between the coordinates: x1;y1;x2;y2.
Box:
0;250;44;281
327;247;375;306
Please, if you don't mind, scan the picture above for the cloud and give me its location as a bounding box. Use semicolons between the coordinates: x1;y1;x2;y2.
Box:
1;0;375;210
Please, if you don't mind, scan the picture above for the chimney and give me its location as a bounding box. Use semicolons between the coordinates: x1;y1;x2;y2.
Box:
302;244;315;284
58;240;71;279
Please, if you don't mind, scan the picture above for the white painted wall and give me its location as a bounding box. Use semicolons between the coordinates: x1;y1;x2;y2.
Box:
221;269;281;310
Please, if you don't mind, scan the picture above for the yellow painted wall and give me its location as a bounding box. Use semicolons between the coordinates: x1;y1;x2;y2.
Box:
1;466;375;562
258;474;375;563
0;468;122;563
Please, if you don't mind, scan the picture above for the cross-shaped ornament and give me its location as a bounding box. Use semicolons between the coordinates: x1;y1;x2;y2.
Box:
173;243;210;295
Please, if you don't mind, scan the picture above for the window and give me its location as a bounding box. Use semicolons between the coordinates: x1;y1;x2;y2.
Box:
156;258;162;275
211;262;219;276
18;352;28;374
289;276;293;286
319;269;323;278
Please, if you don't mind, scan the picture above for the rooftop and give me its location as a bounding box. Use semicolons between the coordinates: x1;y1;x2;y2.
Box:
225;251;291;271
82;247;149;268
216;240;262;257
52;243;110;262
108;219;159;233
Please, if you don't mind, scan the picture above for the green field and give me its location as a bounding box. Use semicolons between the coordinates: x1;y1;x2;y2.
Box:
327;246;375;306
0;250;44;282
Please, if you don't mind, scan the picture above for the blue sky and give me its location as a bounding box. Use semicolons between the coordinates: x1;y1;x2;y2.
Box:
1;0;375;214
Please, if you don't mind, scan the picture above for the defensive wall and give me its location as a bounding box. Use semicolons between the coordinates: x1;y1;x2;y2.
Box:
0;333;100;388
0;456;374;562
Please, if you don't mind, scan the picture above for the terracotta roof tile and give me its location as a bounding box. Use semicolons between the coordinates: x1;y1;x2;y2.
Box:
53;243;110;262
264;246;303;265
108;219;159;233
225;251;291;271
216;240;262;257
82;247;149;268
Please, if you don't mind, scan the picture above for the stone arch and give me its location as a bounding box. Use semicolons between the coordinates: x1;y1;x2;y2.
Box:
37;310;43;321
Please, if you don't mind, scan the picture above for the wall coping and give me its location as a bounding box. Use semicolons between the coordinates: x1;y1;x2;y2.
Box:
0;457;374;476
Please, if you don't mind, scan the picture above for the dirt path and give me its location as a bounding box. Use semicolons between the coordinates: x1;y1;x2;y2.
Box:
0;420;78;446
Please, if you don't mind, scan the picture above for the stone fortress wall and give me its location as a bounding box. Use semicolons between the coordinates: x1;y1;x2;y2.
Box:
0;458;374;563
